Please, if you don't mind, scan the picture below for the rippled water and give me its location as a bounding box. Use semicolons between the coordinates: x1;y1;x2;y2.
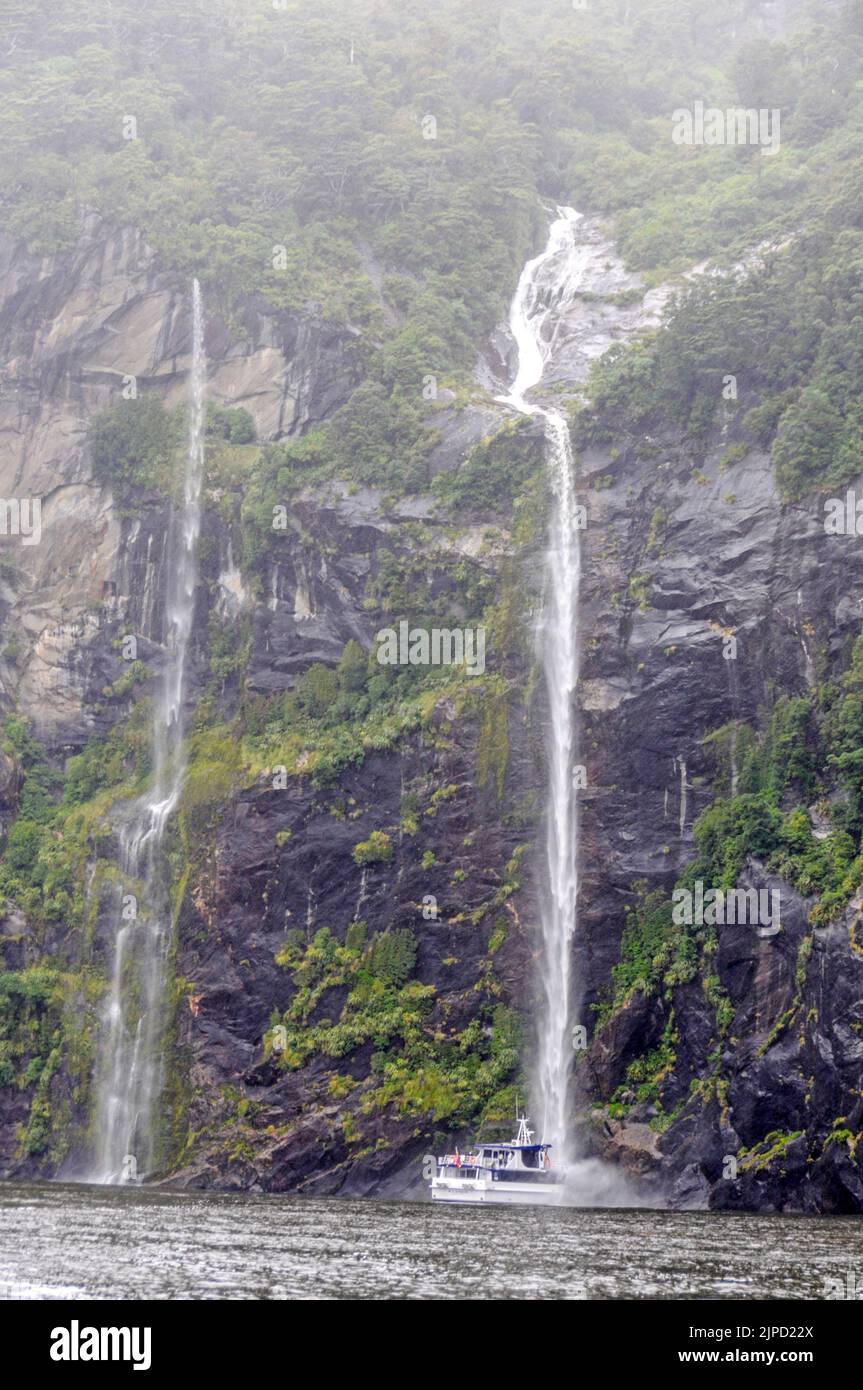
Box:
1;1182;861;1300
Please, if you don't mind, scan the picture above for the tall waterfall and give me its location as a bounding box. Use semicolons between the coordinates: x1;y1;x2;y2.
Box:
500;208;589;1166
89;280;206;1183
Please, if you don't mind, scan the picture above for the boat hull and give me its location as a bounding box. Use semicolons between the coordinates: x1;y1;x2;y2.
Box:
431;1177;565;1207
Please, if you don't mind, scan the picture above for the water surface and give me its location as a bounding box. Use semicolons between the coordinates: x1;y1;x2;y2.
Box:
1;1182;860;1300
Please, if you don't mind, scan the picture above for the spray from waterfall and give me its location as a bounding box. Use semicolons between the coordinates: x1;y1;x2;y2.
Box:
499;208;588;1168
88;280;206;1183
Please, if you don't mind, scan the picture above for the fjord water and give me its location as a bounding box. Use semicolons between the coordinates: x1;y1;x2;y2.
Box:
499;208;589;1164
1;1181;860;1300
88;281;207;1183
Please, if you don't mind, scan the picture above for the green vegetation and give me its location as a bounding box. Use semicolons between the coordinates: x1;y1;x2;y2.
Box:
599;629;863;1136
0;716;146;930
569;4;863;501
603;649;863;1032
683;663;863;924
239;641;448;791
205;402;255;445
607;885;676;1010
238;601;510;792
609;1012;679;1130
353;831;394;867
6;0;863;1176
88;397;181;506
269;925;519;1130
8;1;861;506
432;421;540;515
0;966;101;1162
738;1130;804;1173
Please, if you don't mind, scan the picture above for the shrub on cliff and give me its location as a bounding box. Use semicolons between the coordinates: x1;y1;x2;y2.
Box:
366;929;417;988
205;403;256;444
89;398;180;505
352;830;394;866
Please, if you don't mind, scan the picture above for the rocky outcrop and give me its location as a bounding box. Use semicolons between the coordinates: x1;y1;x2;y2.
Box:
571;382;863;1211
0;213;548;1188
0;216;358;745
163;703;537;1192
2;204;861;1213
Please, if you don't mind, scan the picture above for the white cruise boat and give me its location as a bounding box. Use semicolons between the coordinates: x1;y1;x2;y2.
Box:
430;1116;564;1206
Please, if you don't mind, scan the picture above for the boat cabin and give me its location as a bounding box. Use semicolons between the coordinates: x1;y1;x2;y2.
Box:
436;1117;554;1179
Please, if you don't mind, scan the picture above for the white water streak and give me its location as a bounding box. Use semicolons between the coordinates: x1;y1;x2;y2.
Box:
89;280;206;1183
499;208;589;1167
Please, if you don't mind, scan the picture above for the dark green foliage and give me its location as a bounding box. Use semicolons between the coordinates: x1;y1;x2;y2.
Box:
337;641;368;694
327;382;439;493
345;920;367;953
371;544;493;630
0;720;135;925
63;739;110;807
685;652;863;929
0;969;61;1149
611;887;674;1002
823;634;863;838
367;929;417;987
207;614;251;691
771;810;857;903
580;214;863;501
3;716;43;766
702;699;818;806
0;967;97;1160
16;760;55;826
432;422;541;515
11;0;863;506
239;432;329;569
294;664;340;721
271;921;517;1129
205;403;256;444
353;831;394;867
680;623;863;934
88;398;179;503
4;819;44;874
764;697;819;798
243;614;471;790
689;795;784;891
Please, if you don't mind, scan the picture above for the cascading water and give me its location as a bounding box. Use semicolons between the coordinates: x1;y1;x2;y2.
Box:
89;280;206;1183
499;208;589;1169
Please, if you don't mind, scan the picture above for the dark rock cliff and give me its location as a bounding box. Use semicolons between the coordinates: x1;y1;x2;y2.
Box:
1;210;862;1211
574;409;863;1212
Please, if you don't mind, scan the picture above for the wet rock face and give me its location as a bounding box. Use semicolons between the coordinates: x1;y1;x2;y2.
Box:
573;407;863;1211
2;207;861;1210
247;487;387;694
167;714;538;1194
0;212;546;1190
0;217;358;743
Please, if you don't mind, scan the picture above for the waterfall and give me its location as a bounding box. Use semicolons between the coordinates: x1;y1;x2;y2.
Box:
499;208;589;1166
88;280;206;1183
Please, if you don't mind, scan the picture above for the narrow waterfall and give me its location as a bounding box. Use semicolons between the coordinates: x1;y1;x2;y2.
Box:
499;208;589;1166
89;280;206;1183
